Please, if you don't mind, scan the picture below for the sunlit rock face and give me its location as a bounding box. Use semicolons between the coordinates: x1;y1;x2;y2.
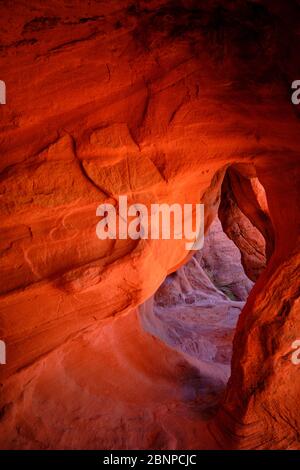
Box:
0;0;300;450
198;217;254;301
219;170;271;281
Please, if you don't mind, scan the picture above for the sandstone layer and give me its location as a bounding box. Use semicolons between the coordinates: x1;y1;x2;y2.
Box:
0;0;299;449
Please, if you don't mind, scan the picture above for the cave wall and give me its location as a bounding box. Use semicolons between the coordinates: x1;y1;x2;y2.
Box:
0;0;299;449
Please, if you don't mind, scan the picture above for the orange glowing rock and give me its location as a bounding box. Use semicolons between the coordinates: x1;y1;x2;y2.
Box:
0;0;299;450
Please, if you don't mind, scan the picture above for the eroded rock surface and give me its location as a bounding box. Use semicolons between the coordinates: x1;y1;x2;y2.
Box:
0;0;299;450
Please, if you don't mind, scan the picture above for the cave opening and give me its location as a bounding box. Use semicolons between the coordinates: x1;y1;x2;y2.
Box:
139;164;274;419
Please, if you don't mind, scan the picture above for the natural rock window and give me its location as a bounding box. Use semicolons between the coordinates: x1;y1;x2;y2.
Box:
139;170;270;420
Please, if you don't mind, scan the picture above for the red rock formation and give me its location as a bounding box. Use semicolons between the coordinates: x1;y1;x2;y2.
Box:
0;0;299;450
198;217;253;300
0;308;219;449
219;171;269;281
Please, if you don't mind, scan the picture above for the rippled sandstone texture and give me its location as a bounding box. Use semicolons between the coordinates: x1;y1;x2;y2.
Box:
0;0;300;449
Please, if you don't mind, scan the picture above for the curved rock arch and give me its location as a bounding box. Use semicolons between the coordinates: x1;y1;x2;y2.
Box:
0;0;299;450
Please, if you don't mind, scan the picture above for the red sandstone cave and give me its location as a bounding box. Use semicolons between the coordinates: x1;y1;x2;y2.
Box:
0;0;299;451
